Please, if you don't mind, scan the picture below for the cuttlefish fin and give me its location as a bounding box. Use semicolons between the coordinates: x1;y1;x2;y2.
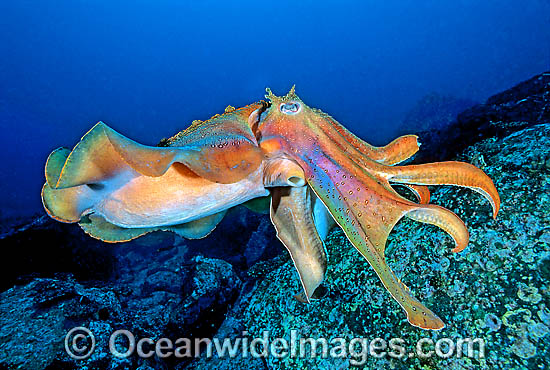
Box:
45;147;71;188
53;122;129;189
52;121;186;189
382;161;500;219
79;214;156;242
79;210;227;243
42;147;99;222
42;183;93;223
242;195;271;214
168;210;227;239
270;186;328;302
55;117;264;189
307;156;445;329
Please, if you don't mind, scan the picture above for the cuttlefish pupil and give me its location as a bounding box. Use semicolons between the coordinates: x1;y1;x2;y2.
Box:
280;101;301;115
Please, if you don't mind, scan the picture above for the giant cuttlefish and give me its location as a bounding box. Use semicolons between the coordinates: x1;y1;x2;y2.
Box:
42;87;500;330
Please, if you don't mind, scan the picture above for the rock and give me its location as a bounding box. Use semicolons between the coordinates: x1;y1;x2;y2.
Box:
184;207;281;270
0;252;242;369
415;72;550;162
244;217;282;267
0;216;116;292
397;92;477;135
191;123;550;369
0;278;123;370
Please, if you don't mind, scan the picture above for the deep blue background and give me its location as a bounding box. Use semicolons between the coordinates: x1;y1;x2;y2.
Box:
1;0;549;219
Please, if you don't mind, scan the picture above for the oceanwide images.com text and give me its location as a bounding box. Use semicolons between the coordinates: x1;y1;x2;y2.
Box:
65;327;485;365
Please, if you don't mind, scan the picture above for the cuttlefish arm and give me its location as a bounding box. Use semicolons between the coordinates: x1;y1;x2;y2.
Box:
305;154;448;329
262;157;334;302
258;87;500;329
399;184;431;204
379;162;500;219
42;103;270;242
270;186;329;302
322;115;421;166
276;87;421;167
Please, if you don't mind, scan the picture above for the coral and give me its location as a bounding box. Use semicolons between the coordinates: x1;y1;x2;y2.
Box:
484;313;502;332
517;283;542;304
510;336;537;359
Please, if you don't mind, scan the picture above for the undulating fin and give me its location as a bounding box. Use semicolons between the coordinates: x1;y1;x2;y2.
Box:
45;147;71;188
307;154;445;330
79;214;156;242
163;103;266;183
103;125;189;177
168;210;227;239
270;186;327;302
56;115;264;189
400;184;431;204
79;210;228;243
44;147;268;230
54;122;130;189
242;196;271;214
42;147;96;222
42;183;94;223
406;205;469;253
381;161;500;219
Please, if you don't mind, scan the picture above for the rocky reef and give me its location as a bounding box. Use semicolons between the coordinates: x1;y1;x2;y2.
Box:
188;122;550;370
189;72;550;370
415;72;550;162
0;209;282;370
0;72;549;370
397;92;477;137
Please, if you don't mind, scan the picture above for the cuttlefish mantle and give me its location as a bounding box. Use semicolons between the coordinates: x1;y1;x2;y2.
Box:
42;88;500;330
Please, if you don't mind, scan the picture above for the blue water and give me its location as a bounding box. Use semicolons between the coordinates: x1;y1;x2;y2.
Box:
1;0;549;219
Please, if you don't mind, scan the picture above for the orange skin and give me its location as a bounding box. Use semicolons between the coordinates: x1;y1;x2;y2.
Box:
42;87;500;330
256;87;499;330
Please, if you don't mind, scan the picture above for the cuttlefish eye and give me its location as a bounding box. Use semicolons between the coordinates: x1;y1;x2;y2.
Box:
280;101;301;115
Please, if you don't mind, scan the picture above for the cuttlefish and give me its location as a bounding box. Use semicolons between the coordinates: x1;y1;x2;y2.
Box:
42;87;500;330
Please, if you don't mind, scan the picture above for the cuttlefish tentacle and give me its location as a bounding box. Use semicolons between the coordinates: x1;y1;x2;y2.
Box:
400;184;431;204
405;204;469;253
42;86;501;330
380;162;500;219
303;153;446;329
258;88;501;329
270;186;328;302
